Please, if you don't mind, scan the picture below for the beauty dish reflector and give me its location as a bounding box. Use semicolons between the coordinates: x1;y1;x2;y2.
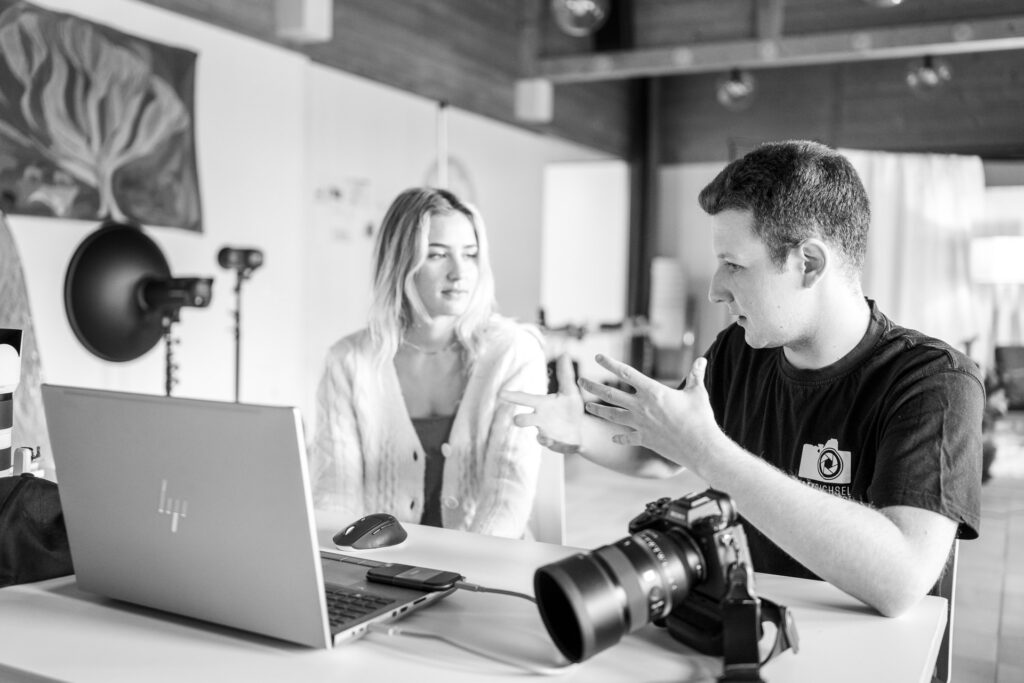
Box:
64;221;212;362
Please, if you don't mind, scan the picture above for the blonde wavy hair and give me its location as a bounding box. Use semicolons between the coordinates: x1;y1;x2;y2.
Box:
367;187;496;367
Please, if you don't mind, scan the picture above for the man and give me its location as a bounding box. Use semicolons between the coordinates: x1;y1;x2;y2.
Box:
504;140;982;617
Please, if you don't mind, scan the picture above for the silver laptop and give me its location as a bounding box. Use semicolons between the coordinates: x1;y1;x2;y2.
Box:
41;384;452;649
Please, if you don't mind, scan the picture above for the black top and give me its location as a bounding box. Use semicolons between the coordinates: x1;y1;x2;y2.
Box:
411;414;455;528
702;300;984;580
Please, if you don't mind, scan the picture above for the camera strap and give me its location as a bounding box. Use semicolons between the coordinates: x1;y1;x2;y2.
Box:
718;562;799;683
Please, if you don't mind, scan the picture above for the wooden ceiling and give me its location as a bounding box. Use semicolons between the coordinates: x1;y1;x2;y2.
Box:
536;0;1024;79
139;0;1024;162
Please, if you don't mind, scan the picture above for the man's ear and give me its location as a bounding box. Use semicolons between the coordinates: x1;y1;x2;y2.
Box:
797;238;828;287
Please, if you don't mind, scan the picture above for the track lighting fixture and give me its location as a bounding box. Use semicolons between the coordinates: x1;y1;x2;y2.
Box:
550;0;610;38
906;55;952;98
716;69;756;112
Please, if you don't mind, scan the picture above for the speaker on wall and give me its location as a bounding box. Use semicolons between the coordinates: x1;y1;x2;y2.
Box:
275;0;333;43
515;78;554;124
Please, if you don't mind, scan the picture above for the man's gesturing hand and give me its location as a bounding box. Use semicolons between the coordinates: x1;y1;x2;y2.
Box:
578;355;719;468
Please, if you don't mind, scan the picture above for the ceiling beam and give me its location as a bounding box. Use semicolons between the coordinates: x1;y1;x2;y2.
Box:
536;14;1024;82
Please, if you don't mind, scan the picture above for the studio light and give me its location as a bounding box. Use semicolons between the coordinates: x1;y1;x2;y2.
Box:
64;221;213;395
551;0;610;38
217;246;264;277
716;69;756;112
906;55;952;98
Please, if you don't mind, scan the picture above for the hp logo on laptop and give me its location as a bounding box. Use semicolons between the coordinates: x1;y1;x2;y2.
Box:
157;479;188;533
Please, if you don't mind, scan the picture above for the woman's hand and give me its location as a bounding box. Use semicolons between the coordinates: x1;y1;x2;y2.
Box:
501;353;583;453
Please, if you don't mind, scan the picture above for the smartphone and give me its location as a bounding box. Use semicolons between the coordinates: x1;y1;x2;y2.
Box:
366;563;463;591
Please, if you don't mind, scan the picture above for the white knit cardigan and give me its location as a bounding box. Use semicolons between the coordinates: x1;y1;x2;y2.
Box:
309;316;548;538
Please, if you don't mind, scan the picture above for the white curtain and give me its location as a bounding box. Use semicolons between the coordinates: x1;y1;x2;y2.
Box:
842;148;986;359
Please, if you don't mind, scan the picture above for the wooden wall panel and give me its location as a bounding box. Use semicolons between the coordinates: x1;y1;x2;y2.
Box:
140;0;279;39
839;52;1024;158
135;0;1024;162
661;65;839;162
139;0;633;158
661;50;1024;163
541;0;1024;52
632;0;756;46
781;0;1024;36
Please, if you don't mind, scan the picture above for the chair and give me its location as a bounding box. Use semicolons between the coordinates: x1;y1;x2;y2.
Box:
995;345;1024;411
932;540;960;683
528;449;566;545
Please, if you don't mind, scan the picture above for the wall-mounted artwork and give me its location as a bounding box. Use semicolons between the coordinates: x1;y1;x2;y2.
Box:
0;1;202;231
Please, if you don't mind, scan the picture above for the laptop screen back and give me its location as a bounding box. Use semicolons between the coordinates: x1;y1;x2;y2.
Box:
42;385;332;648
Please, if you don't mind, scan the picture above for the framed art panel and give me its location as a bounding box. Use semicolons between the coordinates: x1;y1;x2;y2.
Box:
0;1;202;231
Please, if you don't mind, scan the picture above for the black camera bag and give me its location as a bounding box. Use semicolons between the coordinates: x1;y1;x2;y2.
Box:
0;473;73;588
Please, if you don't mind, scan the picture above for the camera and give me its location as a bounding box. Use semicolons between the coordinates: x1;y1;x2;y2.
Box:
534;489;781;665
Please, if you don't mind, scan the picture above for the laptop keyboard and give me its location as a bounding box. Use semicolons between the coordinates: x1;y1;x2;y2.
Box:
324;585;397;629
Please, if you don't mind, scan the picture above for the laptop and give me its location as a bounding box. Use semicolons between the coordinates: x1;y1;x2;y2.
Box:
41;384;453;649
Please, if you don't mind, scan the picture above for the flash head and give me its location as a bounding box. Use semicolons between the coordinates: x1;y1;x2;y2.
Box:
217;246;263;273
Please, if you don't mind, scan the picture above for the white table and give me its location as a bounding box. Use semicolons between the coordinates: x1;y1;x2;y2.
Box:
0;514;946;683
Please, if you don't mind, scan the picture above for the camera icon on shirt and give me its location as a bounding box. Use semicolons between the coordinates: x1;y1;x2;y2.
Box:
798;438;852;484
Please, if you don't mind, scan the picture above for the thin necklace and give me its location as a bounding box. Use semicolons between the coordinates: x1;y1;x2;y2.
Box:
401;338;460;355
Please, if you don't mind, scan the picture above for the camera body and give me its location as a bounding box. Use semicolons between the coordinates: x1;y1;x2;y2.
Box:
534;488;754;663
627;489;751;655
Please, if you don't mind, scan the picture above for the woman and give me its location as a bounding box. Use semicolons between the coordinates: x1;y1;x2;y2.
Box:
310;187;548;538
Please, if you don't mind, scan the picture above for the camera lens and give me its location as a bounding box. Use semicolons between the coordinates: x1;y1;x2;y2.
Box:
534;527;705;662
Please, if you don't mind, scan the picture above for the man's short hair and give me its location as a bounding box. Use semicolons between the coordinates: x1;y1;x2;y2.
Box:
698;140;870;273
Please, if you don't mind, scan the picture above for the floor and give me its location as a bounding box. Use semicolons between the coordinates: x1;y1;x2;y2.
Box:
562;415;1024;683
954;416;1024;683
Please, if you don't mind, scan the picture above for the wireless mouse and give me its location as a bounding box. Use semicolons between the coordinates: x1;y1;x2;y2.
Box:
333;512;408;550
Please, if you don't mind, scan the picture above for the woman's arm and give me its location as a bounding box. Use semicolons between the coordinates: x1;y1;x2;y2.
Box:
308;349;365;519
466;329;549;537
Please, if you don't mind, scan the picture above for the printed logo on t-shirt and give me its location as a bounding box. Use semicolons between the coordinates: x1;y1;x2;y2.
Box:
797;438;853;496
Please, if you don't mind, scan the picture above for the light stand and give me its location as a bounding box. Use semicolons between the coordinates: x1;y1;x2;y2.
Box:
142;277;213;396
163;315;177;398
217;247;263;403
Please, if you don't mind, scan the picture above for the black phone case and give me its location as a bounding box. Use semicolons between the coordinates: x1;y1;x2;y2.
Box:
366;563;463;591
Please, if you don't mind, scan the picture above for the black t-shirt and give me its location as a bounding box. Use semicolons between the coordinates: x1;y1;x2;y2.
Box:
702;300;984;580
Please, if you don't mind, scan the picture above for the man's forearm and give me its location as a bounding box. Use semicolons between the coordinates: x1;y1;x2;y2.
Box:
685;431;957;616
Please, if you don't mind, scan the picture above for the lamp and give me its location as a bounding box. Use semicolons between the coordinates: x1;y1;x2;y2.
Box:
906;55;952;98
970;235;1024;287
64;221;213;396
971;232;1024;357
861;0;905;7
972;233;1024;407
551;0;610;38
716;69;756;111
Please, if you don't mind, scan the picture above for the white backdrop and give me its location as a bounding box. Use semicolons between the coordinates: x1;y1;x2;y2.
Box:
6;0;609;471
